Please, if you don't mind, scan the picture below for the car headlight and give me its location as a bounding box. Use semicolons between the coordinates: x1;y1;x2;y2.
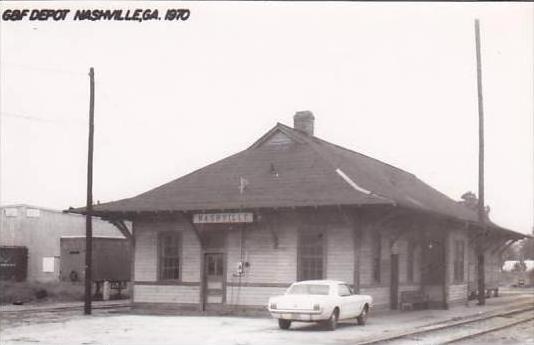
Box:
270;303;277;310
313;303;320;311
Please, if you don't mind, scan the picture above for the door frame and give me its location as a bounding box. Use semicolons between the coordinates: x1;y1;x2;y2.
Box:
203;251;227;306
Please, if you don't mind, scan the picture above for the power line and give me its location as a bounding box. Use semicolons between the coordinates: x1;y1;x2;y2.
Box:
1;61;86;77
1;111;85;126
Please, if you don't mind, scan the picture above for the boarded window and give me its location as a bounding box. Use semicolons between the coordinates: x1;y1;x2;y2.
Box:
372;232;381;283
298;230;324;281
407;242;415;283
453;240;465;283
158;232;181;280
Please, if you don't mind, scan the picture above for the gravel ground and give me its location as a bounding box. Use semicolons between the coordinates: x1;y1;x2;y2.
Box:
1;292;532;345
453;319;534;345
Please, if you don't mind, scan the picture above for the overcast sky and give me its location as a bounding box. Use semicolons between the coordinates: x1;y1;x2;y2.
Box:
1;2;532;234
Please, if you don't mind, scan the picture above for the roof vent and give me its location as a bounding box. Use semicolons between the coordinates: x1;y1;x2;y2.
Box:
293;111;315;136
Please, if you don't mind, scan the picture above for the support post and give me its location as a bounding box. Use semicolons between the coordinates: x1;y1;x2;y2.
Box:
475;19;486;306
84;67;95;315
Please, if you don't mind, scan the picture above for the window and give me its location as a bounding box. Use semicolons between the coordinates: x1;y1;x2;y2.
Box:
4;208;18;217
26;208;40;218
372;232;381;283
338;284;351;297
407;242;415;283
298;231;324;281
288;284;330;295
453;240;465;283
158;232;181;280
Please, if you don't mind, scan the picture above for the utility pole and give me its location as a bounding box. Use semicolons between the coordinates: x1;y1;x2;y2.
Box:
475;19;486;306
84;67;95;315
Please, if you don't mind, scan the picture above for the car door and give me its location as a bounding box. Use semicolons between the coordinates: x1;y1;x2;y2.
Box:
337;284;358;319
348;285;366;316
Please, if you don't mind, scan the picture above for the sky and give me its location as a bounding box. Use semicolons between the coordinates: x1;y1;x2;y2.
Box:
1;2;533;234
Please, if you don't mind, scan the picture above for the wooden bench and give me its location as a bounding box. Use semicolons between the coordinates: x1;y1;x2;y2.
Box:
400;291;429;311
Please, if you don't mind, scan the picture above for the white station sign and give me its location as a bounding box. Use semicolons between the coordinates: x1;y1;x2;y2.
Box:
193;212;253;224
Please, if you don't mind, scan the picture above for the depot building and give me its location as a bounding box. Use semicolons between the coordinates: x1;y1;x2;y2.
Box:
71;111;524;314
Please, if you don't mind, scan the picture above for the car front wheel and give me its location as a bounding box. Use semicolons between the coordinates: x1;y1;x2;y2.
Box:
278;319;291;330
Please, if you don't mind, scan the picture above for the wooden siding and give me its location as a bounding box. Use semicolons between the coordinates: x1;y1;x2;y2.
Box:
397;239;422;285
262;131;293;147
226;217;297;285
326;224;354;283
446;230;469;304
226;286;287;306
180;224;202;282
134;224;158;282
359;227;392;287
133;218;202;304
358;228;375;286
448;284;468;303
134;284;200;303
360;286;390;308
129;208;508;312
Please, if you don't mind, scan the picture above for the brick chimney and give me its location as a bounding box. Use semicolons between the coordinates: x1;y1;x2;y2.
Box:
293;111;315;136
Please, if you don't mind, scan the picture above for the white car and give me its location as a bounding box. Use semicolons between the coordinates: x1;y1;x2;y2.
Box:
267;280;372;330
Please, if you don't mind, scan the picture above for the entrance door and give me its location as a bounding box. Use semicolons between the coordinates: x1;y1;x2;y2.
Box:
390;254;399;309
204;253;225;305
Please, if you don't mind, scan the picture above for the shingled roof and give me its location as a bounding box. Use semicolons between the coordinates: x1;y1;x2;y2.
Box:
71;116;523;237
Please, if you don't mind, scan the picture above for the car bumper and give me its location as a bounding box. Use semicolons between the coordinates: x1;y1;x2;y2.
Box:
268;309;329;321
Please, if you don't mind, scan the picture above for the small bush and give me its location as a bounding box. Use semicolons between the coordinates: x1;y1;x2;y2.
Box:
35;289;48;299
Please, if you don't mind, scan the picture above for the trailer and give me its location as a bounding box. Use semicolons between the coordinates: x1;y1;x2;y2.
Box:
60;237;131;297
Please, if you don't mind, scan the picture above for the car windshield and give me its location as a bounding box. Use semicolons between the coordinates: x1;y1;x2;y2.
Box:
287;284;330;295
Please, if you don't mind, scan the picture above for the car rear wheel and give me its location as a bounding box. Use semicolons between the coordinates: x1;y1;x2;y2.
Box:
278;319;291;330
357;305;368;325
326;309;339;331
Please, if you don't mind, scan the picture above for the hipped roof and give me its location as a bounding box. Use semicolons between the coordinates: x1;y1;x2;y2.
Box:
71;122;524;238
